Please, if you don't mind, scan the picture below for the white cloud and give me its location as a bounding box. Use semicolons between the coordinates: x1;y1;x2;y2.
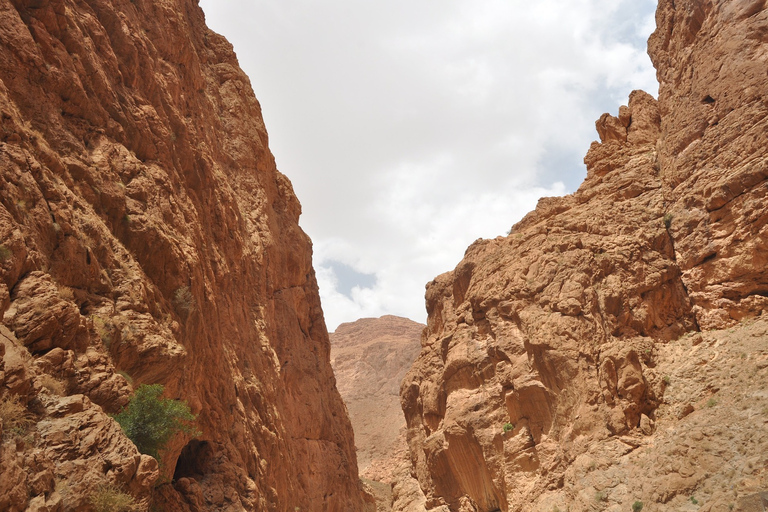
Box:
199;0;658;330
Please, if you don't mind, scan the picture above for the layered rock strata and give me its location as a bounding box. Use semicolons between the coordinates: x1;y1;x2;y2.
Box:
400;1;768;511
0;0;364;510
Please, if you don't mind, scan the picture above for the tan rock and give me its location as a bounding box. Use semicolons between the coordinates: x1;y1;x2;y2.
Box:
399;1;768;510
331;315;424;479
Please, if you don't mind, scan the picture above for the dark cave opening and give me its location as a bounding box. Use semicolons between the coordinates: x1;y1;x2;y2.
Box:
173;440;213;480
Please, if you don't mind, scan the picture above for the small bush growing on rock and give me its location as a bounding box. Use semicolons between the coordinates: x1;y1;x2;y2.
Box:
0;394;32;437
113;384;197;460
92;315;114;347
89;482;136;512
39;375;66;396
173;286;195;318
595;491;606;502
502;422;514;433
663;212;673;229
118;371;134;385
632;501;643;511
0;244;12;262
690;496;698;504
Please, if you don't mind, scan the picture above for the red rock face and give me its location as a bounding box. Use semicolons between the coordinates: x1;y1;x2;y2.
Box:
0;0;364;510
400;2;768;511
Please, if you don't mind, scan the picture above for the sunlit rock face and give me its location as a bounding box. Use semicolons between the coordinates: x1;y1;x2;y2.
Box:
399;1;768;510
0;0;365;510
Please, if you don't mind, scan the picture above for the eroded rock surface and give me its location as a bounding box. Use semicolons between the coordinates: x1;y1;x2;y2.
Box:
0;0;364;510
330;315;425;512
399;1;768;511
331;315;424;480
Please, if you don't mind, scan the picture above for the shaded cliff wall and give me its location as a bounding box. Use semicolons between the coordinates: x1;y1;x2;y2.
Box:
0;0;364;510
400;1;768;511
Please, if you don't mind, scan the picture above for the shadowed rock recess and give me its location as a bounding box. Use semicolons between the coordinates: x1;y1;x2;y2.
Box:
400;1;768;511
0;0;365;511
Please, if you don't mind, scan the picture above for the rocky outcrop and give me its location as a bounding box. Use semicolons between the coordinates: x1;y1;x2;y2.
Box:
399;1;768;511
528;316;768;511
649;0;768;330
330;316;425;512
330;315;423;481
0;0;364;510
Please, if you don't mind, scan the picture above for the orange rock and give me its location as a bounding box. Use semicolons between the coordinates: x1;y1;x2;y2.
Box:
330;315;424;482
0;0;364;510
399;1;768;510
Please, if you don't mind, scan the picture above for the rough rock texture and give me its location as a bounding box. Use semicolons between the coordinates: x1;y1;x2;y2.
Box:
650;0;768;330
0;0;364;510
330;315;423;478
399;1;768;511
527;316;768;512
330;316;424;512
1;326;159;512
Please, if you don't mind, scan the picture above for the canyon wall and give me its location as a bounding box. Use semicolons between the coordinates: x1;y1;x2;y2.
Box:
0;0;365;510
330;315;423;480
400;1;768;511
330;316;424;512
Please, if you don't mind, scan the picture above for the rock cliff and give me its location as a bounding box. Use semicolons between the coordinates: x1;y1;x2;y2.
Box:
400;1;768;511
330;315;423;480
0;0;364;510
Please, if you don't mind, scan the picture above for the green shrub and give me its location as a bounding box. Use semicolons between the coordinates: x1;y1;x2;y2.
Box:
0;244;11;262
113;384;197;460
502;422;514;433
663;213;673;229
632;501;643;512
89;482;136;512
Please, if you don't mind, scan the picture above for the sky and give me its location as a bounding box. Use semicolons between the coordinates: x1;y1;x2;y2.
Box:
198;0;659;331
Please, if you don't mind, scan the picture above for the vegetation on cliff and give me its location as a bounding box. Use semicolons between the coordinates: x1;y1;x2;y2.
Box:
114;384;197;461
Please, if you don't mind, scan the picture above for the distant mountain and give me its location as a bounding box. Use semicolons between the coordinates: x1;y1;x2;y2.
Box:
330;315;424;480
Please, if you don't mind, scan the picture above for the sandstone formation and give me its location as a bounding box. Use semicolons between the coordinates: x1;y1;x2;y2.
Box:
526;316;768;511
330;315;423;479
399;1;768;511
0;0;365;510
